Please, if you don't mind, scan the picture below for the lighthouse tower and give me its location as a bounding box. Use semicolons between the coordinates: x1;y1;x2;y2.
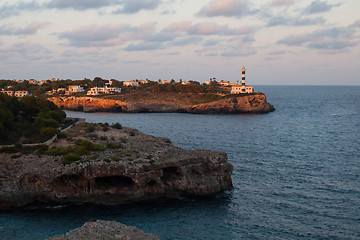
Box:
230;66;254;94
242;66;246;86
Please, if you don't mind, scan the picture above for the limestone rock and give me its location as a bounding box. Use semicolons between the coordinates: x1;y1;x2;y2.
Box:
48;93;274;114
183;94;275;113
47;220;160;240
0;123;233;209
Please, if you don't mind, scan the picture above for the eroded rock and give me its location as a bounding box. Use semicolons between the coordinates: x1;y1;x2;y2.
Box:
48;93;274;114
47;220;160;240
0;123;233;209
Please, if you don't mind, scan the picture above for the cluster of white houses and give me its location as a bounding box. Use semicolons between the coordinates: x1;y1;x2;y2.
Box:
2;66;254;97
1;90;31;97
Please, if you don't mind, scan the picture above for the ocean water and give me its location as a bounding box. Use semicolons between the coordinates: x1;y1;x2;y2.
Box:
1;86;359;239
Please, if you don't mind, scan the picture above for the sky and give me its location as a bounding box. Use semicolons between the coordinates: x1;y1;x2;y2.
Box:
0;0;359;85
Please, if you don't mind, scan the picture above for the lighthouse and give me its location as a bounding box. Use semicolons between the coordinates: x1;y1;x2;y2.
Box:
242;66;246;86
230;66;254;94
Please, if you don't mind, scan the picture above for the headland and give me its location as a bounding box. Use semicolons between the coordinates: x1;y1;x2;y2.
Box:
0;121;233;209
48;92;275;114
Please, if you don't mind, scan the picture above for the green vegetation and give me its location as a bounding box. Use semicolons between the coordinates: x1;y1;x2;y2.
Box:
111;122;122;129
0;144;49;155
0;93;66;144
45;139;105;165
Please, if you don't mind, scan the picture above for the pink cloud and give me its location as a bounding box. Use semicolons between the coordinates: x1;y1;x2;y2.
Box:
199;0;252;18
165;21;192;32
189;22;228;35
270;0;294;7
351;20;360;28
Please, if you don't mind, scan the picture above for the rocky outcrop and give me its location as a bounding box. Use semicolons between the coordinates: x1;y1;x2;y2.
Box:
0;123;233;209
183;94;275;114
48;220;160;240
48;93;274;114
48;97;127;112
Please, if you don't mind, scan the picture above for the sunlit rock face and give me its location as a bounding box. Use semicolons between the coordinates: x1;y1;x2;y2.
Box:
48;93;274;114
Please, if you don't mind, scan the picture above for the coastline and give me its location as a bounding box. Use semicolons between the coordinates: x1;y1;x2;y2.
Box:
48;93;275;114
0;122;233;210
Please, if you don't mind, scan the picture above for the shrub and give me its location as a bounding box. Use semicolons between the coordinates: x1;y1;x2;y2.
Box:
106;143;123;149
57;132;67;139
40;127;57;141
46;146;72;156
36;145;49;155
14;143;23;149
100;136;108;141
62;153;81;165
11;154;22;159
86;125;96;133
102;125;109;132
75;139;105;152
73;146;90;156
112;156;122;162
111;122;122;129
0;146;19;154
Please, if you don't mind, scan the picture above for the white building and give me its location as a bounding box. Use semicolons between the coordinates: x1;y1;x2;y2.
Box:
123;80;139;87
1;90;31;97
230;66;254;94
87;86;121;95
14;91;31;98
68;85;85;93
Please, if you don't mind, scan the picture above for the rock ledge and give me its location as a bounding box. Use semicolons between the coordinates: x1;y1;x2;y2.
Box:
47;220;160;240
0;123;233;209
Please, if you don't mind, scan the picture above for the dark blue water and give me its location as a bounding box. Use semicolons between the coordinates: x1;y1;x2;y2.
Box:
1;86;359;239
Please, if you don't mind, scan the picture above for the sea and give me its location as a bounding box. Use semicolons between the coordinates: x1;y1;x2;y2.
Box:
1;86;359;240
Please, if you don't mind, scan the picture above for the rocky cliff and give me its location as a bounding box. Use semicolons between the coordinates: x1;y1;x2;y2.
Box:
0;123;233;209
48;93;274;113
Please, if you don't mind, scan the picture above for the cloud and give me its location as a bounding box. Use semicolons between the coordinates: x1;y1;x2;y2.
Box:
113;0;161;14
351;20;360;28
46;0;121;10
170;37;202;46
278;26;359;50
0;42;48;61
307;40;357;50
0;22;50;35
0;1;40;18
124;42;164;51
188;22;229;35
203;39;221;46
166;52;180;55
221;48;257;57
266;16;326;27
147;31;180;42
59;24;132;47
242;35;255;43
270;0;294;7
0;0;160;18
268;50;286;55
303;0;341;15
122;60;143;64
198;0;255;18
188;22;255;36
165;21;192;32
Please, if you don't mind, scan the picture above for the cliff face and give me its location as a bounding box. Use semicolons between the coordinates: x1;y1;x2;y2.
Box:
184;94;275;114
48;93;274;113
0;123;233;209
48;97;127;112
